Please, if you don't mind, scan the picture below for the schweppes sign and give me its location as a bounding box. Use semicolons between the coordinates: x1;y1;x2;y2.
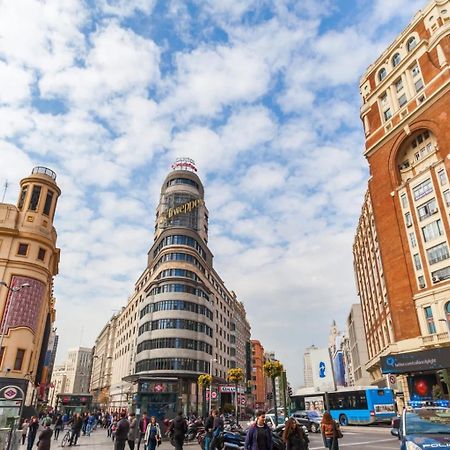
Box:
160;198;205;223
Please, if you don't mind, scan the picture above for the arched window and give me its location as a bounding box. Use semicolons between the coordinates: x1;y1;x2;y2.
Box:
378;68;387;82
407;36;417;52
446;301;450;323
392;53;401;67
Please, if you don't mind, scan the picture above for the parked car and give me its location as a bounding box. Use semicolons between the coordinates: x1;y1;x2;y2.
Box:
291;410;322;433
265;414;286;429
391;406;450;449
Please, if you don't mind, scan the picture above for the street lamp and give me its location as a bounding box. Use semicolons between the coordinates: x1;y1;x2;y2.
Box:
209;358;217;414
438;318;450;340
0;281;30;372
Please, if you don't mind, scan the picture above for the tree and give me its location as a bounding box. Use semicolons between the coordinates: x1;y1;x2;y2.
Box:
227;368;245;425
198;374;212;416
263;360;283;425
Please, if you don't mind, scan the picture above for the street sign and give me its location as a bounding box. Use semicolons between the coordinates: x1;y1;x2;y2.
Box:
389;374;397;385
211;391;217;400
240;397;246;405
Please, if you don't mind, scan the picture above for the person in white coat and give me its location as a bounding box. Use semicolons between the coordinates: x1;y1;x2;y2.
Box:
144;416;162;450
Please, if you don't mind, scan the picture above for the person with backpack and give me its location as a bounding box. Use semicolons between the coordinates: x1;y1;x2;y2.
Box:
169;411;188;450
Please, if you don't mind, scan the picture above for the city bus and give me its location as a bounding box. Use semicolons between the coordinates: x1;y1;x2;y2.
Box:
291;387;396;425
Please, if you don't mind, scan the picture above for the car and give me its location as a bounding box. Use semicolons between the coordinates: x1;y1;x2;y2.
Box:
391;406;450;449
291;410;322;433
265;414;286;429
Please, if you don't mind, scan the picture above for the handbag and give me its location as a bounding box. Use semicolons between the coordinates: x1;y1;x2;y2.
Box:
334;423;343;439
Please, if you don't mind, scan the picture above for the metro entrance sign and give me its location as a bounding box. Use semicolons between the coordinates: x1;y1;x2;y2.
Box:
219;385;245;394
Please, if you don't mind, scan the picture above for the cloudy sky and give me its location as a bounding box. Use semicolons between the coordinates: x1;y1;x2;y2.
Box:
0;0;426;388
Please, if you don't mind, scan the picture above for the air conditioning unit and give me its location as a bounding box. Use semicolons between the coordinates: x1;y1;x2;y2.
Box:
432;276;440;283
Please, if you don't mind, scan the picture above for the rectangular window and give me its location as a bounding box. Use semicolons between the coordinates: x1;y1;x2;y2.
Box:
426;242;450;265
398;93;407;107
413;254;422;270
438;170;447;186
422;220;444;242
424;307;436;334
37;248;46;261
444;190;450;207
413;179;433;200
417;198;438;220
405;212;412;227
14;349;25;371
17;186;28;210
401;194;408;209
43;191;54;216
395;79;403;93
418;275;426;288
383;108;392;121
17;243;29;256
28;185;41;211
409;232;417;248
412;64;421;77
0;347;4;366
415;78;424;92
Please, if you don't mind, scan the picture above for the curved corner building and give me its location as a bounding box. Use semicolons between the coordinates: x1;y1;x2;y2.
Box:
131;159;250;418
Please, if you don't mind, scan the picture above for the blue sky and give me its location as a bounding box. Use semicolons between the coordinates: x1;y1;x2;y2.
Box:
0;0;427;388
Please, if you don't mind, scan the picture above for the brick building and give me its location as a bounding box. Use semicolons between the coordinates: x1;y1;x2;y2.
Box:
354;0;450;403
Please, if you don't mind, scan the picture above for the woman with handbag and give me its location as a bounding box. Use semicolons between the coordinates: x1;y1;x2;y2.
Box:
144;416;162;450
320;412;342;450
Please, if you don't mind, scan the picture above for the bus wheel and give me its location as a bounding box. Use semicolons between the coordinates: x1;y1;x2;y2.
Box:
339;415;348;426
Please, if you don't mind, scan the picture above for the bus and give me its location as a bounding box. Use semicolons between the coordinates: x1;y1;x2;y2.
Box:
291;387;396;425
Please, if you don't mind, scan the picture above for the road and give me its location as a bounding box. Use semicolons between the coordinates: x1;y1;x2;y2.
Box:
26;426;399;450
307;425;399;450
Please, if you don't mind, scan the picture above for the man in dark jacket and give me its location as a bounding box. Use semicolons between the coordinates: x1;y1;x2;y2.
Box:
68;413;83;446
115;412;130;450
27;416;39;450
137;412;149;450
204;410;215;450
209;410;224;450
169;411;188;450
245;411;272;450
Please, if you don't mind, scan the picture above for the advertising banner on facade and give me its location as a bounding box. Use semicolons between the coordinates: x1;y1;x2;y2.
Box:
381;348;450;374
310;348;335;391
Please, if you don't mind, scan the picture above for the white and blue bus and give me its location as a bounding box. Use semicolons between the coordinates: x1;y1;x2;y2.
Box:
291;387;396;425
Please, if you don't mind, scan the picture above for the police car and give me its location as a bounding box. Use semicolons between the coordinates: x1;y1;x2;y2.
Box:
391;406;450;449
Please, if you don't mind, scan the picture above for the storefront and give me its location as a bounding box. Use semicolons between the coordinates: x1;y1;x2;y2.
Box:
381;347;450;407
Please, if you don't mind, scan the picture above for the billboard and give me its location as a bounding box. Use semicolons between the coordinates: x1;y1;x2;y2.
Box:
381;348;450;374
310;348;335;391
332;351;346;387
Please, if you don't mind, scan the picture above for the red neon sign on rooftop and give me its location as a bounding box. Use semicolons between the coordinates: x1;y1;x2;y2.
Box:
171;157;197;172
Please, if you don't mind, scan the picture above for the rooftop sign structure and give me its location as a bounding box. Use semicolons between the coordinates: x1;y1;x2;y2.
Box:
171;157;197;172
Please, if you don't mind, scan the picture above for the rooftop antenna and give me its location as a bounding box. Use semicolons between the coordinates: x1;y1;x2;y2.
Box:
1;180;9;203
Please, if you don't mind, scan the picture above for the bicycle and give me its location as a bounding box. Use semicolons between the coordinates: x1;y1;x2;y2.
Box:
61;429;72;447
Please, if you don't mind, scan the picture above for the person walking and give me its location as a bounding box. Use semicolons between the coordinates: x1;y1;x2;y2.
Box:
169;411;188;450
144;416;161;450
27;416;40;450
36;423;53;450
54;414;63;440
115;412;130;450
203;410;215;450
209;410;224;450
320;412;341;450
137;412;149;450
68;413;83;446
21;419;29;446
283;418;309;450
128;413;138;450
244;411;272;450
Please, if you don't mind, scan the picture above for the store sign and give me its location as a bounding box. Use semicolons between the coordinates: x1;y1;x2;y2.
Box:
381;348;450;374
160;198;205;223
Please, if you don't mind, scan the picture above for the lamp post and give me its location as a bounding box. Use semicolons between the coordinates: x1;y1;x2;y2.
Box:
209;358;217;414
0;281;30;372
438;318;450;340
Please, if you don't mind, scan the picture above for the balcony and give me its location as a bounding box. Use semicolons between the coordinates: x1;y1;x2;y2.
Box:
420;331;449;346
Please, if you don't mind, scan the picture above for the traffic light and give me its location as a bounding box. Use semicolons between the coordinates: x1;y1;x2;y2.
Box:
287;386;293;397
266;392;273;400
